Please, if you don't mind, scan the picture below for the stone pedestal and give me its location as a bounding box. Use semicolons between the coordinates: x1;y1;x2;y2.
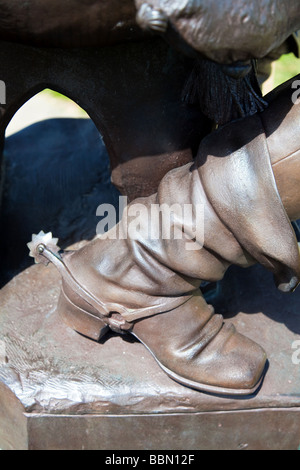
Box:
0;260;300;450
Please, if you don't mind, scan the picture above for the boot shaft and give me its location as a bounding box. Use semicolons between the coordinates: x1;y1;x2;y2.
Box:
261;76;300;221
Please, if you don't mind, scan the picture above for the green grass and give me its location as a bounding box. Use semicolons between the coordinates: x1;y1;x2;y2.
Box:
42;88;73;101
273;53;300;87
40;88;88;117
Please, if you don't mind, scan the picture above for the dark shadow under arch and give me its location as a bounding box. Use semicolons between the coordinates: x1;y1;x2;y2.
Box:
0;111;121;287
0;37;209;285
2;83;109;149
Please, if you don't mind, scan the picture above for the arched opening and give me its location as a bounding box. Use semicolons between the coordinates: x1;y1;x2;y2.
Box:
5;89;89;137
0;89;120;287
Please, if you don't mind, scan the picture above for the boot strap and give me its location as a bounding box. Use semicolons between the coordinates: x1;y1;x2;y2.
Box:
28;233;193;328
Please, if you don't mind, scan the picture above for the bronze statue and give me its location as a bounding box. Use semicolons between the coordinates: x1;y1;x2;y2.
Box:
0;1;299;397
0;0;299;61
28;76;300;396
1;1;300;201
135;0;300;63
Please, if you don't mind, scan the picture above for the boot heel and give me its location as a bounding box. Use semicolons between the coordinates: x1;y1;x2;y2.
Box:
57;288;110;341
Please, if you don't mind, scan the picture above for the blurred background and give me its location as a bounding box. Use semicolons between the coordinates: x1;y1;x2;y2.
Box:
5;89;88;137
262;52;300;95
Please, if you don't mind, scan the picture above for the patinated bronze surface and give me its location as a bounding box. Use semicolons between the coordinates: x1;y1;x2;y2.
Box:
0;39;208;202
135;0;300;63
27;77;300;397
0;85;300;447
0;0;299;63
0;1;300;200
0;0;300;449
0;239;300;449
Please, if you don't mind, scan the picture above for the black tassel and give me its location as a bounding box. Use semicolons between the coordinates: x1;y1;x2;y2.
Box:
182;58;268;126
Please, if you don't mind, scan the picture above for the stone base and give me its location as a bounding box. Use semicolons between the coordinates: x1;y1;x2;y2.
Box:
0;260;300;450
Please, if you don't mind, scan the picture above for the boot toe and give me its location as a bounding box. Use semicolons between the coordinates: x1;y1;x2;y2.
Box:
175;323;267;394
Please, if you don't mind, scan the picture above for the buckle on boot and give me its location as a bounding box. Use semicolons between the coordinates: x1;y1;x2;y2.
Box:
108;313;133;334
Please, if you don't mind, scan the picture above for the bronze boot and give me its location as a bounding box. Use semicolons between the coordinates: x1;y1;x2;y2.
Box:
27;235;267;396
28;75;300;396
56;276;267;396
131;294;267;395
